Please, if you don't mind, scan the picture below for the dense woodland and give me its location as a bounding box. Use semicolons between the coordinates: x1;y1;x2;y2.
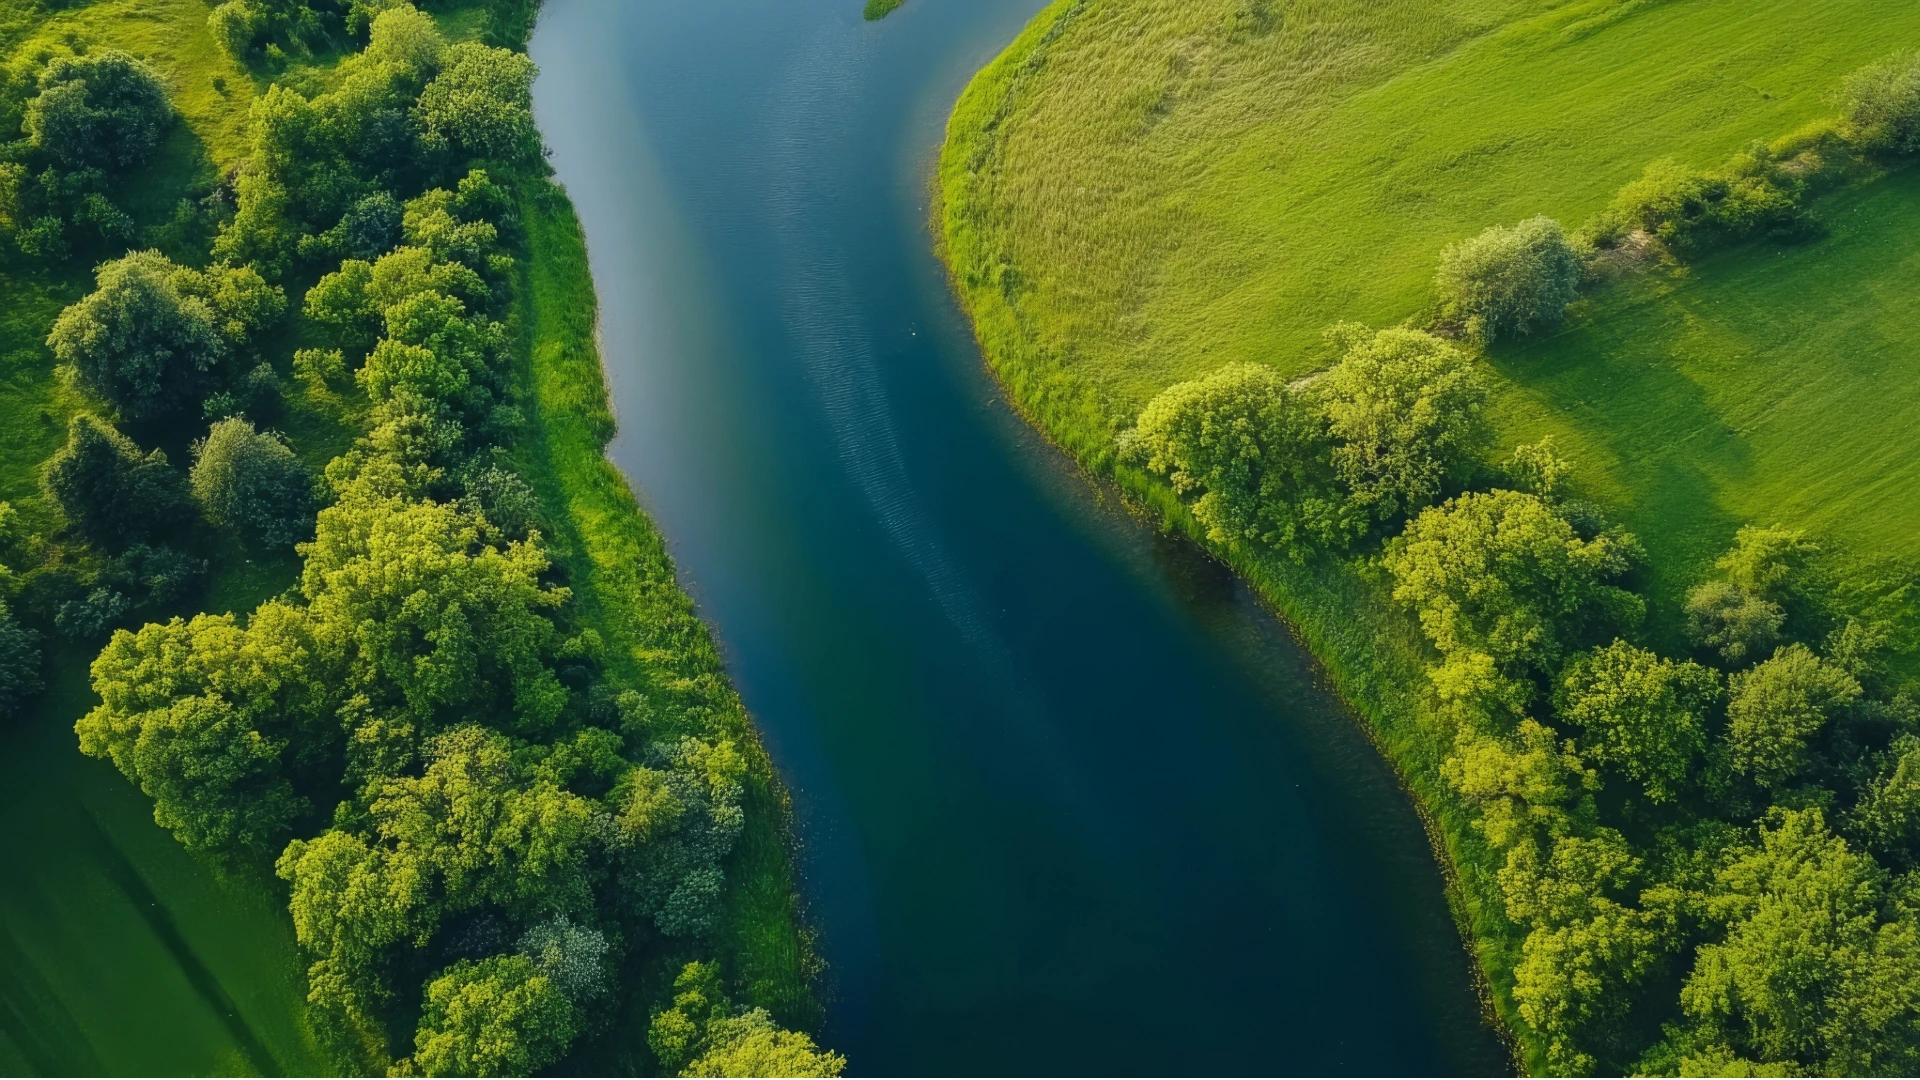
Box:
0;1;839;1075
1115;54;1920;1075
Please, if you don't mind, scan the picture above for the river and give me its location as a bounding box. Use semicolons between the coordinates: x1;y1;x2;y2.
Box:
529;0;1507;1075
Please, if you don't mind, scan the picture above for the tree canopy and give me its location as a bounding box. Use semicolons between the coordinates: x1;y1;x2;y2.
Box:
1121;362;1361;561
42;413;192;549
1315;325;1488;518
24;51;173;173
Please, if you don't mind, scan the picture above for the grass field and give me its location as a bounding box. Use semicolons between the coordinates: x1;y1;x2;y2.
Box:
941;0;1920;1069
0;0;818;1071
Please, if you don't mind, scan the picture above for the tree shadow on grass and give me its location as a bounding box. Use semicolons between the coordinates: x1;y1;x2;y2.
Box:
1488;274;1752;652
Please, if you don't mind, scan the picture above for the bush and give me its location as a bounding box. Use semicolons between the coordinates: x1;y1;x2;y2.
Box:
190;418;314;548
24;51;173;174
1841;51;1920;154
42;413;193;550
1434;216;1584;342
1120;363;1362;561
1588;152;1802;255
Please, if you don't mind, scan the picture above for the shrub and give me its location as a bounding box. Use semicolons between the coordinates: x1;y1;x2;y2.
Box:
190;418;314;548
1434;216;1584;342
1841;51;1920;154
1120;363;1362;561
42;413;193;550
1588;152;1802;255
24;51;173;173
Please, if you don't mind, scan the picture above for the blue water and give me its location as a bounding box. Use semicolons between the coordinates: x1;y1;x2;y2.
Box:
530;0;1506;1073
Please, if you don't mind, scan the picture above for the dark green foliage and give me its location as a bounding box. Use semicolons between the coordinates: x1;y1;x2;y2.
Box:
42;413;192;550
47;252;226;419
190;418;314;548
460;461;541;540
862;0;905;20
1685;580;1784;664
0;599;43;719
24;51;173;174
47;252;285;420
55;586;129;641
302;190;405;262
1434;216;1585;342
113;544;208;609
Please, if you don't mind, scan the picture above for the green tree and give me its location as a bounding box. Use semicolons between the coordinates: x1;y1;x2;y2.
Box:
365;726;596;916
300;487;570;735
77;611;313;852
1120;363;1362;561
1314;325;1488;518
413;42;540;164
409;955;578;1078
649;962;843;1079
47;252;226;419
191;418;314;548
1678;809;1920;1076
1847;735;1920;869
1434;215;1584;342
42;413;192;549
24;51;173;173
1842;51;1920;155
1685;580;1785;665
686;1011;846;1079
1555;640;1720;802
1385;488;1642;680
1726;644;1860;789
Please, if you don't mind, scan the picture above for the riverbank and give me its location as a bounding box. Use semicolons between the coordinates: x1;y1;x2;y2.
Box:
514;182;821;1040
0;0;822;1069
937;1;1920;1073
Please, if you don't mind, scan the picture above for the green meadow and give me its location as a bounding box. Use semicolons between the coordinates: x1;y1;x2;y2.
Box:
943;0;1920;1071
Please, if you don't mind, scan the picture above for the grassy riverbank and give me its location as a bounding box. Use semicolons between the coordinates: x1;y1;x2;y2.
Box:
0;0;820;1071
941;0;1920;1071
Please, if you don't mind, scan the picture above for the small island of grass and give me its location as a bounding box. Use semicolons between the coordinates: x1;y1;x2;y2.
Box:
864;0;905;21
